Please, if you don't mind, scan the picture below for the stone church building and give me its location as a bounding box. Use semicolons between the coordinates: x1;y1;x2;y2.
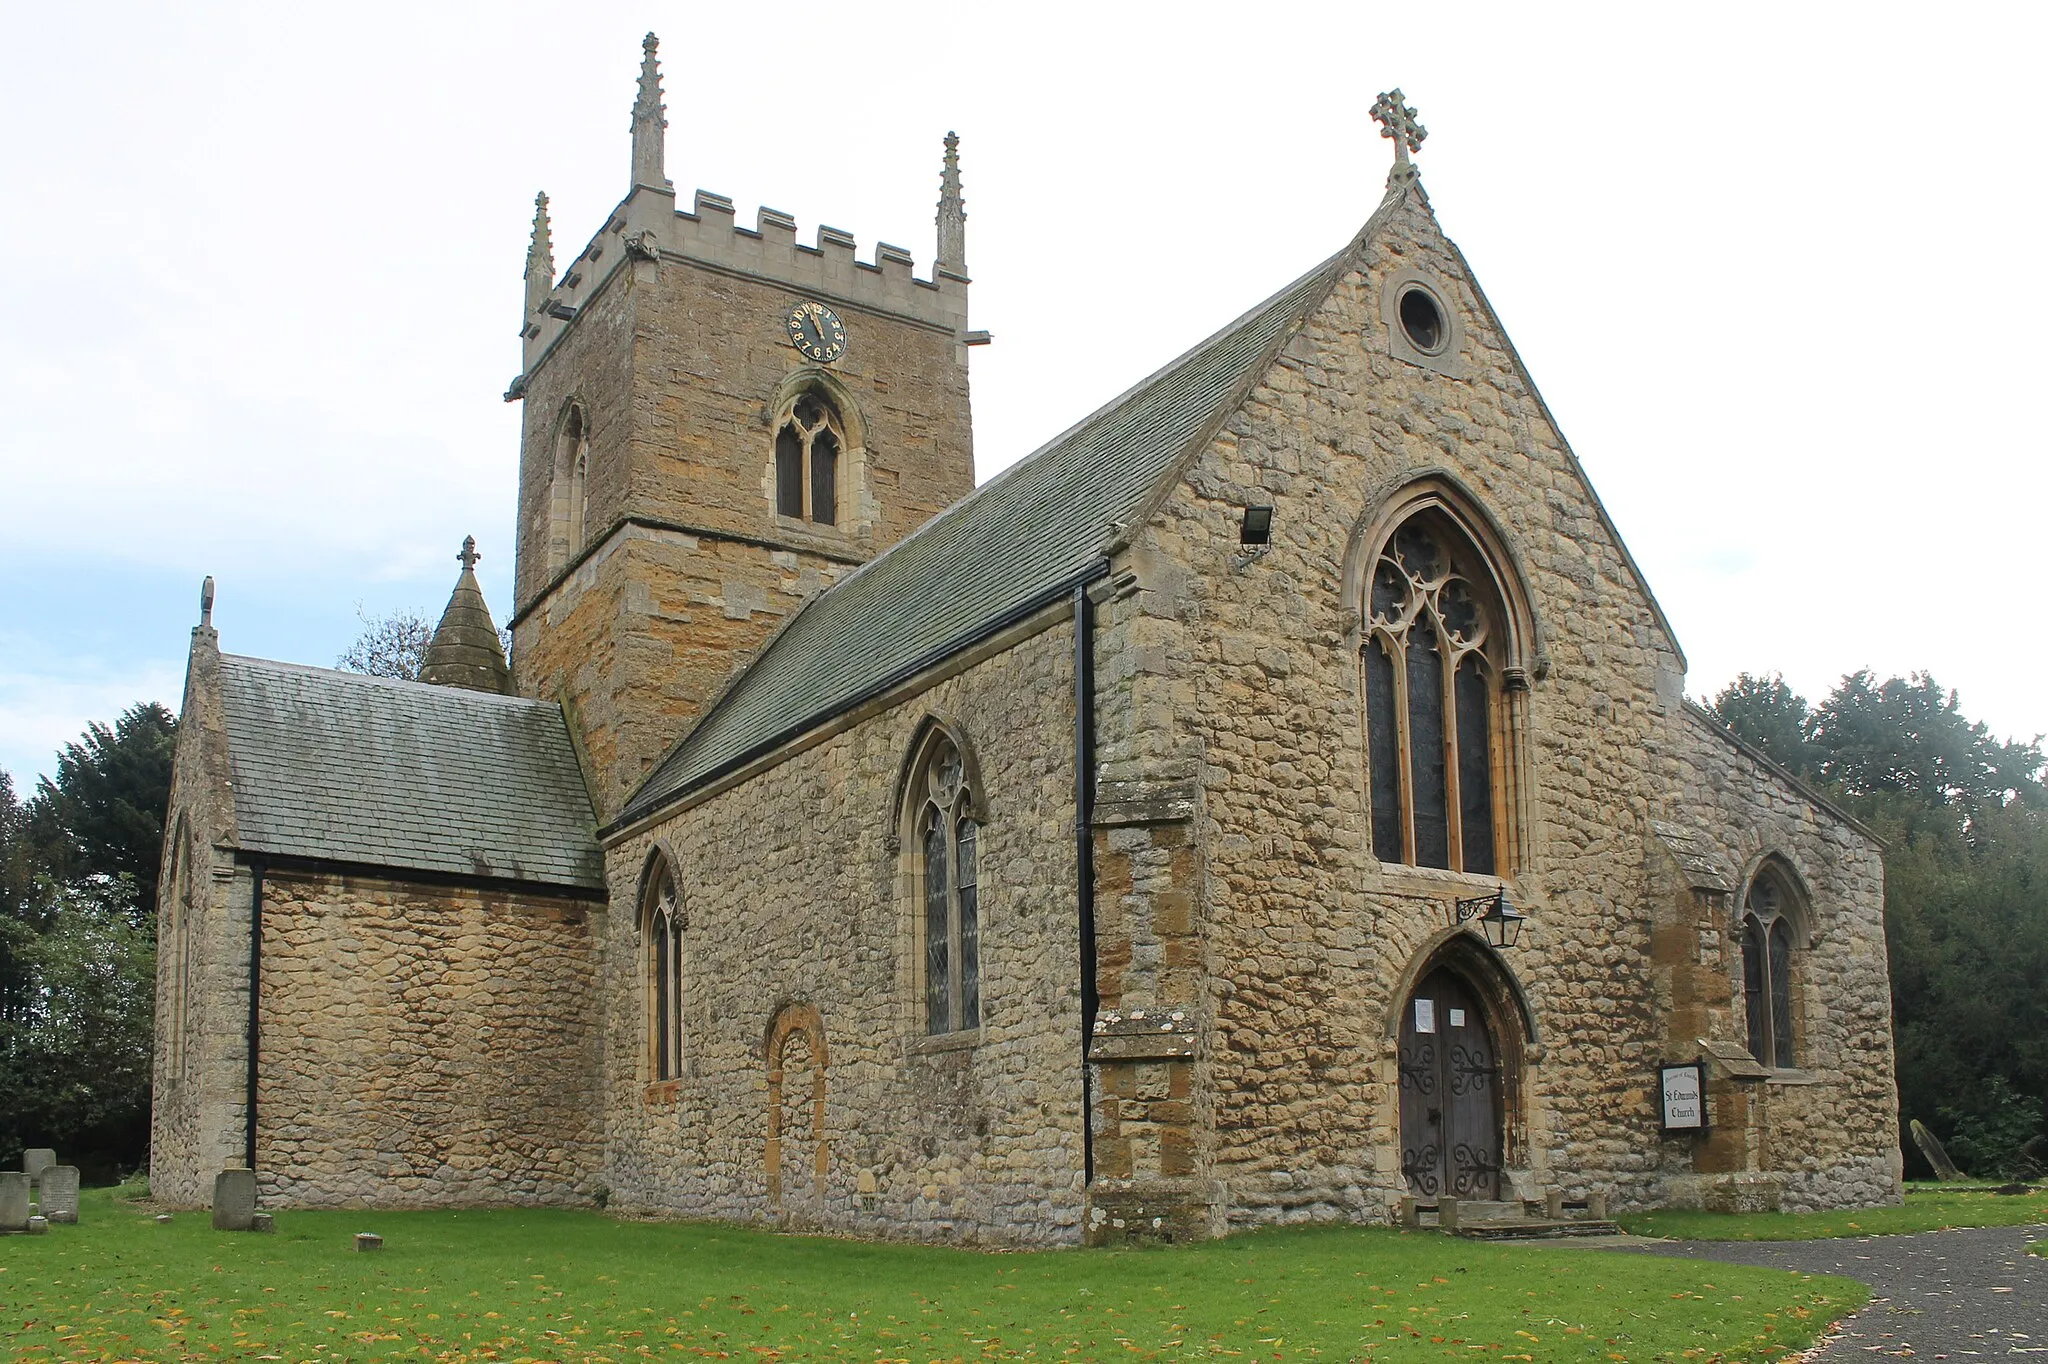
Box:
151;41;1901;1242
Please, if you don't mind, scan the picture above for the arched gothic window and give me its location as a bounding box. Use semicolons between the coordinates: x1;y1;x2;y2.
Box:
913;736;980;1034
775;392;841;526
1740;866;1801;1068
1363;513;1506;873
550;403;590;572
642;857;684;1081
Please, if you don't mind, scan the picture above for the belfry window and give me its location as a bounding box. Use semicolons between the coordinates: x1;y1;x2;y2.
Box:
643;857;684;1081
775;393;841;526
550;403;590;572
914;736;981;1034
1740;866;1801;1068
1363;513;1504;874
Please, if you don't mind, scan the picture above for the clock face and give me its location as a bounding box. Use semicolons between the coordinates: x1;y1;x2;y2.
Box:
786;300;847;363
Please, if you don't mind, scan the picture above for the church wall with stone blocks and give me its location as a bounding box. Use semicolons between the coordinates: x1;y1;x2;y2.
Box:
150;43;1901;1241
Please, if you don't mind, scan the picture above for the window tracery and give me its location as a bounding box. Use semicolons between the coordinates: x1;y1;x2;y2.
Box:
643;856;684;1081
1363;513;1503;873
913;736;980;1034
775;393;841;526
1741;866;1801;1068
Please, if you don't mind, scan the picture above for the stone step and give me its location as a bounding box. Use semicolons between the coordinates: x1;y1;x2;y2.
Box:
1450;1218;1624;1241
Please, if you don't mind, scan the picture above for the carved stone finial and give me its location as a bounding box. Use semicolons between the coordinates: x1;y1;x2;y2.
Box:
524;191;554;319
458;535;481;572
200;576;215;628
935;130;967;275
631;32;670;192
1370;88;1427;182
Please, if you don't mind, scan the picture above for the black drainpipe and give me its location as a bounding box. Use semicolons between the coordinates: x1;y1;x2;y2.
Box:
244;858;265;1172
1073;580;1098;1184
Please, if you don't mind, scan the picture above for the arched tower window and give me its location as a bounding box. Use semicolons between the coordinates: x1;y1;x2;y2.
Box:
775;392;842;527
1363;510;1510;873
549;403;590;573
909;733;981;1034
642;854;684;1081
1740;863;1803;1068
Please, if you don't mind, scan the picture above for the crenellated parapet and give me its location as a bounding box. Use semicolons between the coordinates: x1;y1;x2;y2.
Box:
514;183;972;387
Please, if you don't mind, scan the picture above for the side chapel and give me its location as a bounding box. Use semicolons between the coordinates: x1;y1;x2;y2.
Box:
151;40;1902;1242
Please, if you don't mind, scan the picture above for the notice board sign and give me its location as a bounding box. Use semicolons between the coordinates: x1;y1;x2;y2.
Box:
1659;1061;1709;1135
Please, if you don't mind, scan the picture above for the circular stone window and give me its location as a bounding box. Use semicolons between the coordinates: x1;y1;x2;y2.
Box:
1398;286;1448;355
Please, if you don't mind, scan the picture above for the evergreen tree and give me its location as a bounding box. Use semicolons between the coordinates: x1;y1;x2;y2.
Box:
29;702;177;921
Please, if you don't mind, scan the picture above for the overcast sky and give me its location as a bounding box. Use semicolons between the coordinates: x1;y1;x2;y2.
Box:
3;1;2043;787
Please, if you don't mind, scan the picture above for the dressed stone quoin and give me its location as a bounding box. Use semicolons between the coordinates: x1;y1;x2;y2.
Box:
151;45;1902;1240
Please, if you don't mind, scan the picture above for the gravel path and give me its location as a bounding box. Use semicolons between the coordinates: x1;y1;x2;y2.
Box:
1634;1224;2048;1359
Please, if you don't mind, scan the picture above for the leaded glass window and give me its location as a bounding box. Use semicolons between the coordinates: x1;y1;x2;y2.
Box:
644;860;684;1081
1363;515;1503;873
1739;868;1799;1068
916;737;981;1034
775;393;842;526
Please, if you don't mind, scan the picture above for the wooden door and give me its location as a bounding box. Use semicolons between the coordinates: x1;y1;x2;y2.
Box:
1398;967;1503;1200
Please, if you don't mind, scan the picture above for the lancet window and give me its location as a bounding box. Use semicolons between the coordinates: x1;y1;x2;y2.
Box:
1363;513;1505;874
643;857;684;1081
913;736;981;1035
550;402;590;572
775;393;841;526
1740;866;1801;1068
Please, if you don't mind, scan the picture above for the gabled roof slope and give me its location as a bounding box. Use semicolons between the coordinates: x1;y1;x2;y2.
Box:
619;250;1349;826
217;655;602;888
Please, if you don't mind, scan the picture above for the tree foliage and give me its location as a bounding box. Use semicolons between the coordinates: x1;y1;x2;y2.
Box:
338;606;434;680
2;705;173;1177
1710;670;2048;1178
30;702;176;920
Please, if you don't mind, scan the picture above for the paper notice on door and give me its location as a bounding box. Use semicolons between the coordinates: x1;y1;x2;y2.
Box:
1448;1008;1466;1028
1415;999;1436;1033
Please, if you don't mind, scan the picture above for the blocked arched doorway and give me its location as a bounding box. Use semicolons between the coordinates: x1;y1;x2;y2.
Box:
765;1003;828;1222
1394;935;1532;1201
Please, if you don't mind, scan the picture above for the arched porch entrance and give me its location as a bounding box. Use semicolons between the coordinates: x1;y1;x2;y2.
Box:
1394;935;1532;1201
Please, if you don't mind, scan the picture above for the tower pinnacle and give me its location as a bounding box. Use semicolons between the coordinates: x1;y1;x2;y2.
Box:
524;192;554;320
935;131;967;275
631;32;670;192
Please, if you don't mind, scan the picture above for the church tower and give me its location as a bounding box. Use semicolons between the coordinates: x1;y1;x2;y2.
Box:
507;35;980;818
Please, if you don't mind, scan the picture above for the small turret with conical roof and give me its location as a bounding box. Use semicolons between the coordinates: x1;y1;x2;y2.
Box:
420;537;513;695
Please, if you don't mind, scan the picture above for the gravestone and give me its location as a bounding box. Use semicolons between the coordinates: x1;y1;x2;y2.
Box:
1910;1118;1964;1181
211;1169;257;1231
23;1149;56;1184
250;1213;275;1233
41;1166;80;1223
0;1172;28;1231
354;1232;383;1251
26;1215;48;1234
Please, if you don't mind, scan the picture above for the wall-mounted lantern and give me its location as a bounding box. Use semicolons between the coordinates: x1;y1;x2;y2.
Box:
1451;887;1527;949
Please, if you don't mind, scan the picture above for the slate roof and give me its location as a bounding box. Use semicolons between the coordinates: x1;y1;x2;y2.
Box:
619;246;1353;826
217;654;602;889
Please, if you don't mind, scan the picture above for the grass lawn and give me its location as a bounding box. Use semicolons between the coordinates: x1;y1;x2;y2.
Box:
1617;1183;2048;1242
0;1189;1863;1363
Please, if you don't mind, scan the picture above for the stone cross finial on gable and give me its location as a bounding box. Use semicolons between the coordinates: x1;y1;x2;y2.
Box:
458;536;481;572
1371;89;1427;174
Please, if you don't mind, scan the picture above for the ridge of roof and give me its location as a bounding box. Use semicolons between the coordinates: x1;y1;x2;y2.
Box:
614;236;1364;830
222;653;550;708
